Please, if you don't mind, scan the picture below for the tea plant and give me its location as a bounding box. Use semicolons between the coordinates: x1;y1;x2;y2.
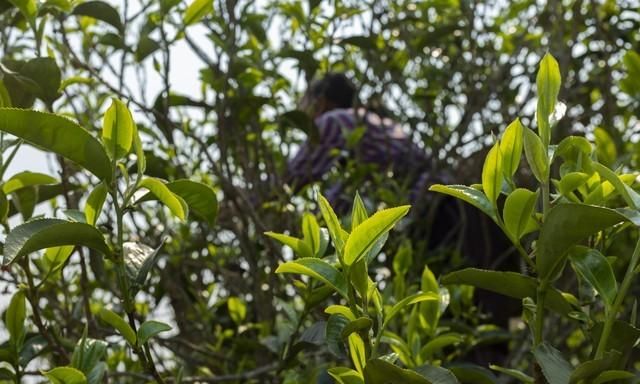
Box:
267;193;487;383
431;53;640;383
0;102;217;383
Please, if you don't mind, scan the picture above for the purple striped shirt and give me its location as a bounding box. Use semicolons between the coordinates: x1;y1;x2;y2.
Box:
287;108;429;198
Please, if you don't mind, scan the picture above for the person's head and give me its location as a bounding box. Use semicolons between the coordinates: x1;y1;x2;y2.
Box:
299;72;356;118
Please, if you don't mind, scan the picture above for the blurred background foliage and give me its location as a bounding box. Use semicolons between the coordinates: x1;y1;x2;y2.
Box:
1;0;640;382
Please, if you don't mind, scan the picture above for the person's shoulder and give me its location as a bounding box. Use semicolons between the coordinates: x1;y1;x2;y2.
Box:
315;108;356;126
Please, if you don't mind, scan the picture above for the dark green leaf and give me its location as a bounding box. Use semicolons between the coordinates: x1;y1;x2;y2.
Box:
340;317;372;339
6;290;26;350
537;204;626;281
71;335;107;376
137;320;171;345
363;359;431;384
569;246;617;308
429;184;497;222
442;268;573;315
3;219;110;265
569;351;620;384
414;365;459;384
0;108;112;181
73;1;123;32
326;314;349;358
135;36;160;62
165;180;217;225
533;343;572;384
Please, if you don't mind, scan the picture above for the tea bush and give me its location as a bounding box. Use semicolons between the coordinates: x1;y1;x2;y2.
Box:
1;0;640;383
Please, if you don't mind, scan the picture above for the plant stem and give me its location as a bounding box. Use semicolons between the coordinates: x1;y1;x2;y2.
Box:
594;235;640;358
534;280;548;346
541;182;550;219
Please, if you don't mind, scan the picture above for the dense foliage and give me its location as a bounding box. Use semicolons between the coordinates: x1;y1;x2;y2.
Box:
1;0;640;383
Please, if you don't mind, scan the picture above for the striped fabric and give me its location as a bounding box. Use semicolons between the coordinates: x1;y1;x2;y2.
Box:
288;108;430;200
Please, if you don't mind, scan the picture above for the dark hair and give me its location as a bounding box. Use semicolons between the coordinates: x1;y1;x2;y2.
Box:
308;73;356;109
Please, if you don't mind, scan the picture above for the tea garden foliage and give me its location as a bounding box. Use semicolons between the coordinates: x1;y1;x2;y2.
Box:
0;0;640;383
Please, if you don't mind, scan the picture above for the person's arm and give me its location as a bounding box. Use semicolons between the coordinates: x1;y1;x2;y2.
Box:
286;113;345;192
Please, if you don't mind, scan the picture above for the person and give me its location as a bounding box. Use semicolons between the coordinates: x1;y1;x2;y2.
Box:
285;74;518;353
286;73;436;209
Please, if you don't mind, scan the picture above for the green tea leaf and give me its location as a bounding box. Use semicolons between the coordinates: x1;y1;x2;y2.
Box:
6;290;26;350
97;308;136;345
2;171;57;194
85;182;108;226
102;99;134;160
351;192;368;229
43;245;75;277
341;317;373;339
382;292;438;330
429;184;497;222
276;258;348;298
183;0;212;25
8;0;37;28
420;265;441;334
537;204;626;281
348;333;367;375
138;178;188;221
501;118;524;179
569;351;620;384
326;314;350;358
442;268;573;315
558;172;590;196
265;232;313;259
343;205;409;266
533;342;572;384
165;180;217;225
594;128;617;167
73;1;123;32
523;127;549;182
482;140;503;205
3;219;111;265
489;365;533;383
414;365;459;384
71;334;107;376
137;320;171;345
0;109;112;181
227;297;246;325
43;367;87;384
593;370;635;384
503;188;538;240
302;212;321;256
327;367;364;384
592;162;640;210
536;53;561;146
318;193;347;255
569;246;617;308
363;359;431;384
